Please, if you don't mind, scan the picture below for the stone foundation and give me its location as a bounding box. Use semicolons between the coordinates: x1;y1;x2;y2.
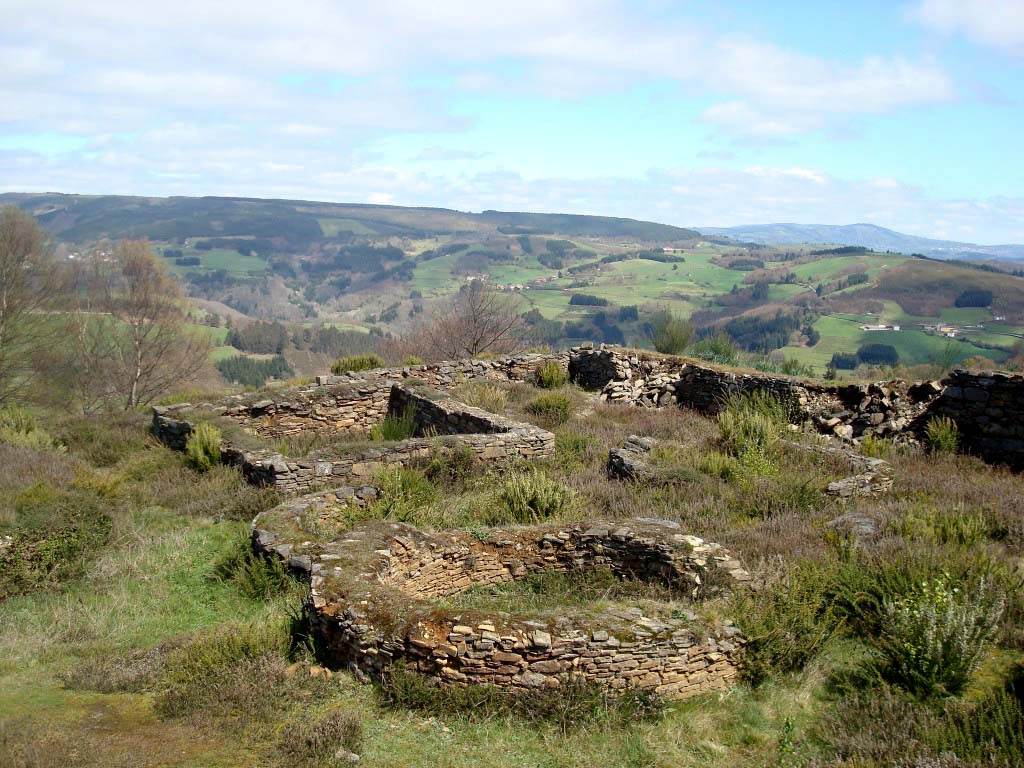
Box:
252;500;749;699
153;384;554;495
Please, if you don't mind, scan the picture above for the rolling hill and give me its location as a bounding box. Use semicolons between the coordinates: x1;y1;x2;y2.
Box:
698;222;1024;261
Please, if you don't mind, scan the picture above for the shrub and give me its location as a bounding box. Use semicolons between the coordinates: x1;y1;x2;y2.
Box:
555;430;595;470
495;467;574;523
370;406;416;441
330;353;385;374
372;466;438;522
185;422;222;472
379;668;661;734
689;333;738;365
875;575;1005;697
925;416;959;455
402;355;423;366
424;445;477;488
155;618;292;719
533;360;568;389
456;381;508;413
211;534;296;600
717;391;785;475
731;560;841;686
649;309;693;355
891;504;991;547
525;392;573;425
698;450;739;481
0;486;112;598
0;405;62;452
278;709;364;764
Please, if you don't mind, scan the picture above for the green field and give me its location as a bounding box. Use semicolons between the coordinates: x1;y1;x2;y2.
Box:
318;217;379;236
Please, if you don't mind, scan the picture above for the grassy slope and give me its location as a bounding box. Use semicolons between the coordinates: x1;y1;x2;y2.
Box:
2;378;1022;767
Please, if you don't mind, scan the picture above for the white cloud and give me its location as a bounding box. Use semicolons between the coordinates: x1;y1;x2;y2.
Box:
0;0;954;140
911;0;1024;57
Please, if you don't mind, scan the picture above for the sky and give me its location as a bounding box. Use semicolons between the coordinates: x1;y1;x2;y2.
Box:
1;0;1023;243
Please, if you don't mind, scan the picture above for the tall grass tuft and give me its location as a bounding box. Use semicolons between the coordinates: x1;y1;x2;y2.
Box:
0;405;63;452
731;559;841;686
211;534;297;600
495;467;574;523
330;353;385;374
716;390;786;477
185;422;222;472
372;466;438;522
525;392;573;425
533;360;569;389
370;406;416;441
456;381;509;413
925;416;959;455
379;667;661;735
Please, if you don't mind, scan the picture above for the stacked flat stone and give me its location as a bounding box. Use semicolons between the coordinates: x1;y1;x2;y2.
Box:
154;385;555;495
252;510;750;700
933;369;1024;469
568;344;945;444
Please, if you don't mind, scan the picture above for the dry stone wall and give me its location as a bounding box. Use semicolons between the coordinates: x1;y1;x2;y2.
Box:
932;369;1024;469
252;500;749;700
569;344;942;443
153;385;554;495
172;352;566;442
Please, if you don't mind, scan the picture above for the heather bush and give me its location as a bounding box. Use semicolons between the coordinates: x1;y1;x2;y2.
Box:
211;533;297;600
330;353;385;374
554;430;596;470
533;360;568;389
875;575;1005;697
0;483;112;598
155;618;293;720
494;467;574;523
731;559;841;685
525;392;573;425
184;422;222;472
925;416;959;455
370;406;416;441
379;668;661;734
278;708;364;765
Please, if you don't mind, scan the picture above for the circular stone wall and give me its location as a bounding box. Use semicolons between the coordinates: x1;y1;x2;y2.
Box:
254;490;750;700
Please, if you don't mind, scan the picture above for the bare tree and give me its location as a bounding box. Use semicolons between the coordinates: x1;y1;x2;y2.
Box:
70;240;210;410
400;280;529;361
0;207;65;404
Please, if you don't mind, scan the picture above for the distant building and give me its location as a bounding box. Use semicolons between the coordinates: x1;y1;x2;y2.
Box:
861;323;901;331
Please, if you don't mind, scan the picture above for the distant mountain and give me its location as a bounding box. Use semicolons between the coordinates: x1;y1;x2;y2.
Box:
0;192;699;243
698;222;1024;262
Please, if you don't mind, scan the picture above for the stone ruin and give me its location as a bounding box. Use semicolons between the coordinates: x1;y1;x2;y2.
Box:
569;343;1024;468
254;507;749;698
607;434;894;498
154;382;555;495
151;345;1024;701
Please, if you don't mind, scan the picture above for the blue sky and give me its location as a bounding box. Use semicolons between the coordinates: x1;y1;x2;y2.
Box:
1;0;1022;242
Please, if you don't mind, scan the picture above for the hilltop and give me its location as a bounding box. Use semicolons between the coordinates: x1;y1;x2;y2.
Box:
698;222;1024;262
5;192;1024;379
0;192;699;243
